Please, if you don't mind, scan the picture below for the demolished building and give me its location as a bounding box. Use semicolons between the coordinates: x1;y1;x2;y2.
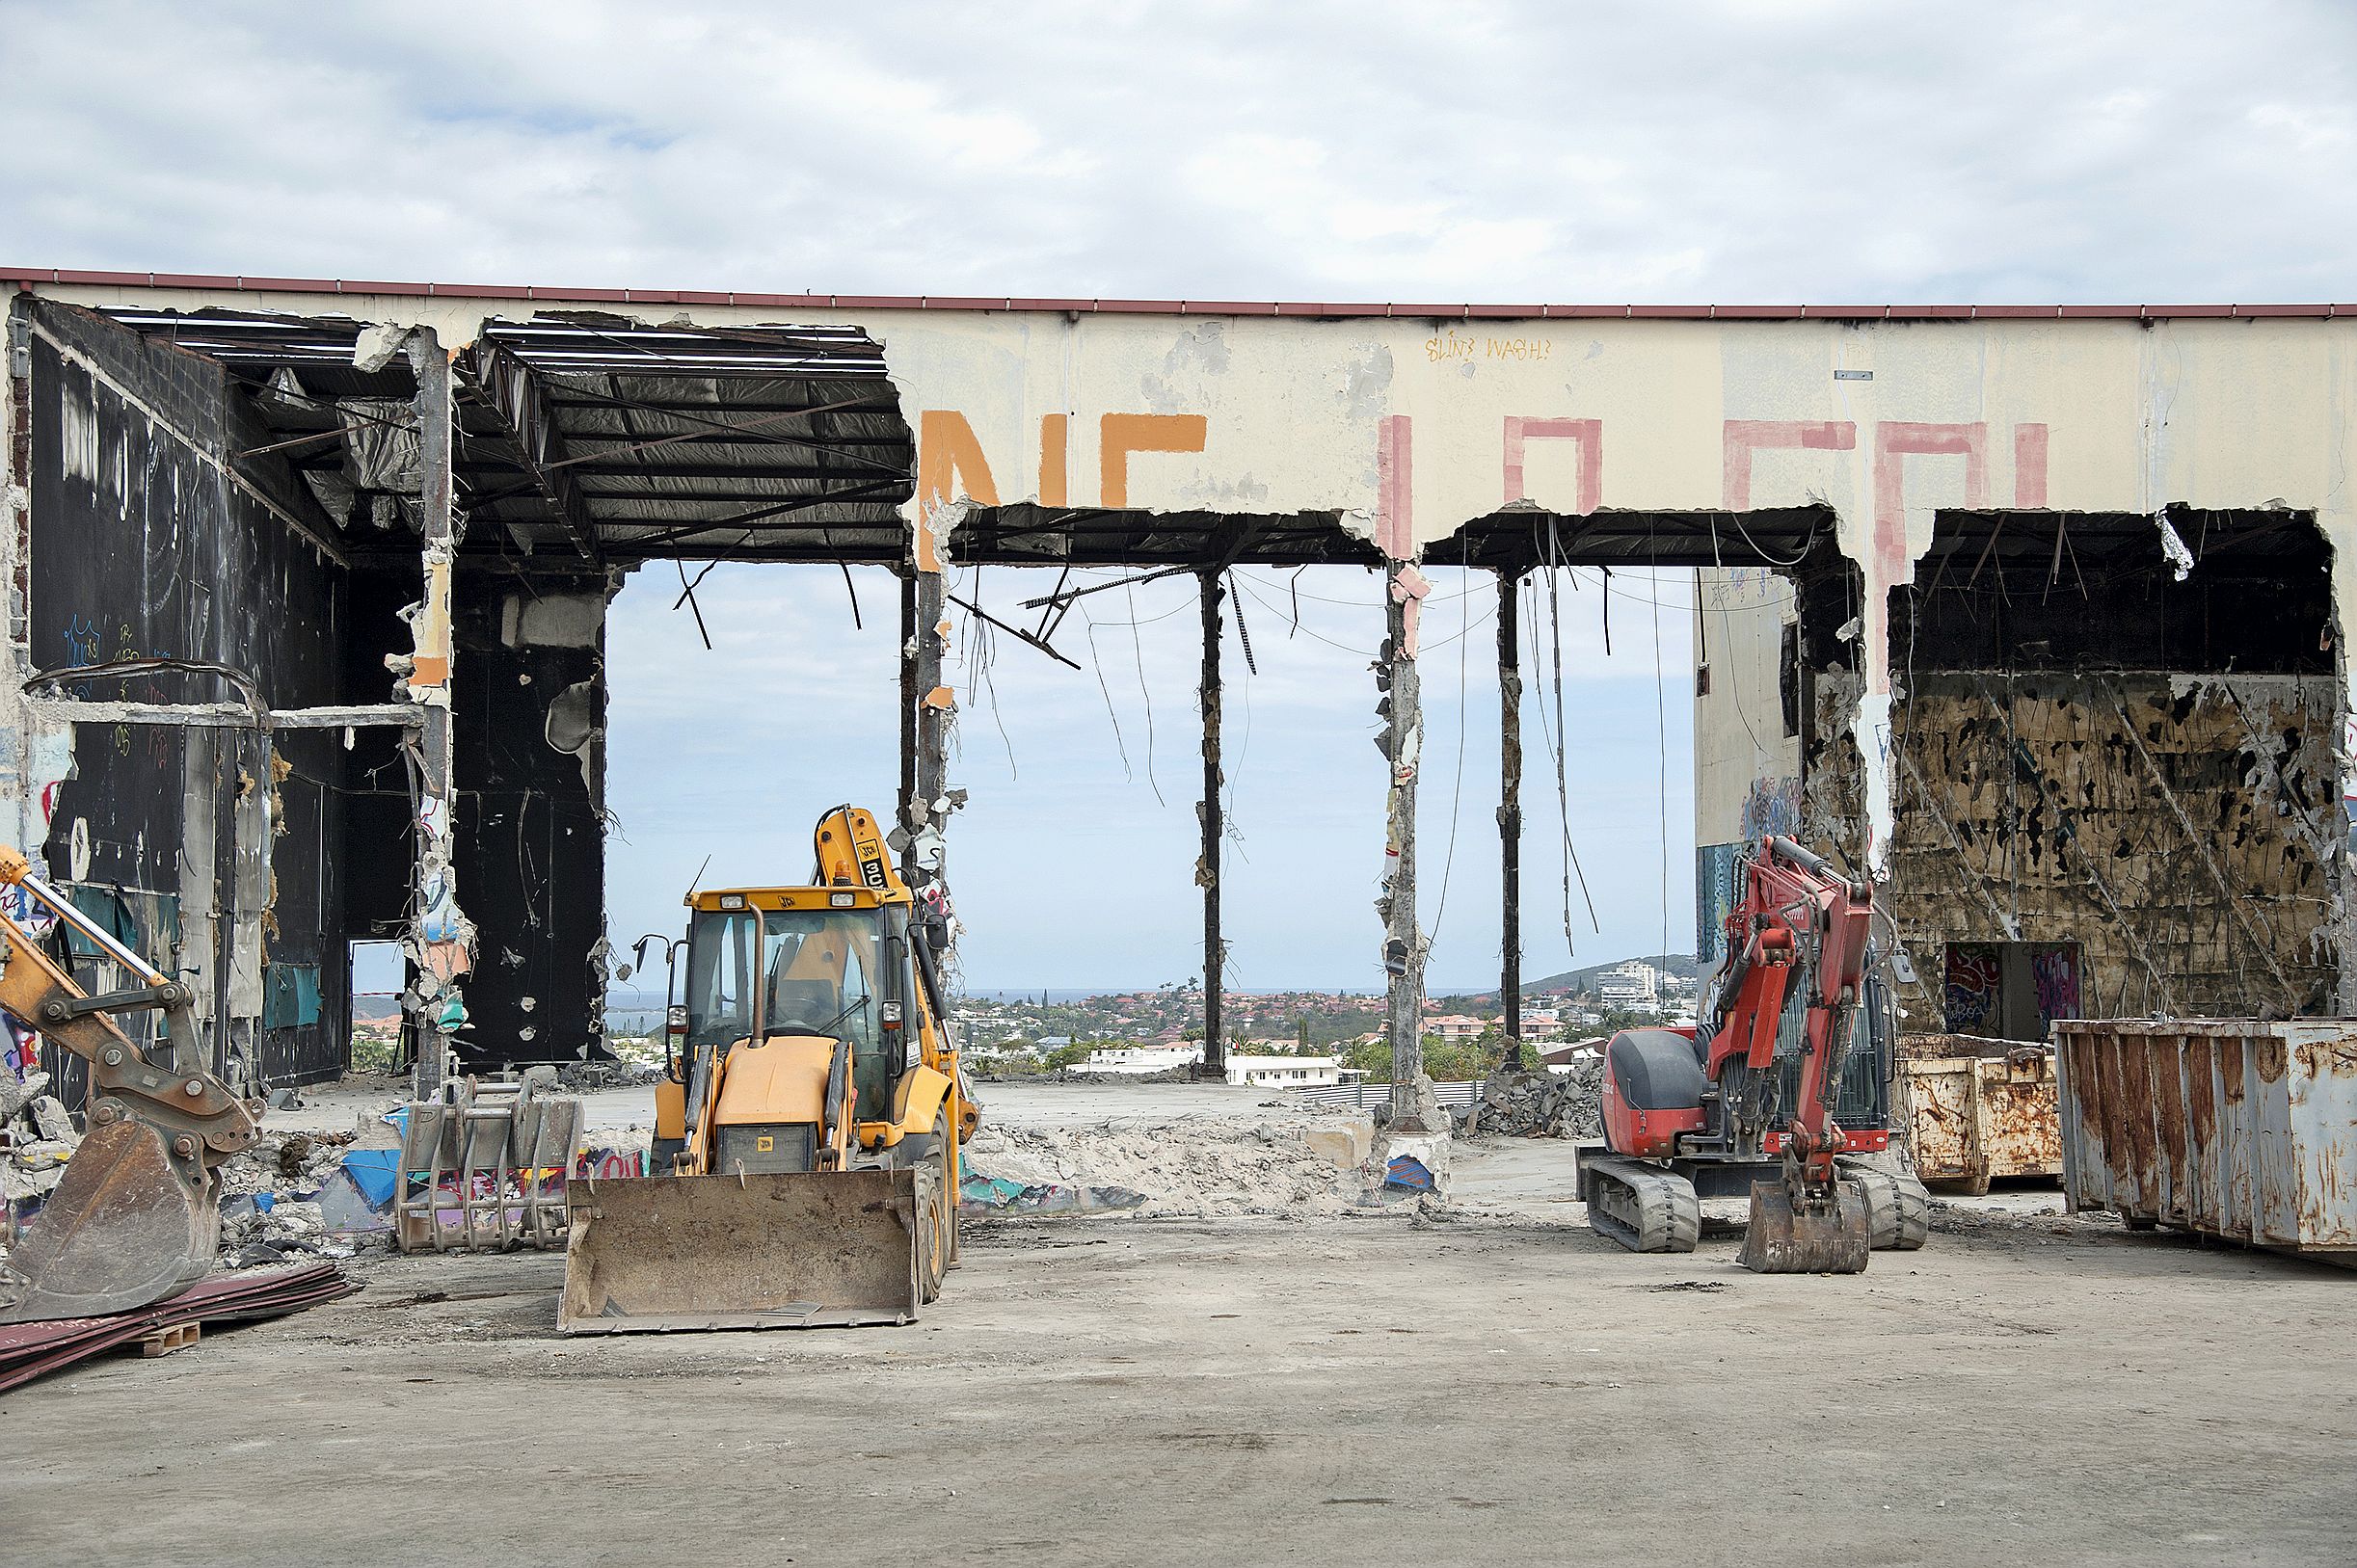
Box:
2;272;2351;1118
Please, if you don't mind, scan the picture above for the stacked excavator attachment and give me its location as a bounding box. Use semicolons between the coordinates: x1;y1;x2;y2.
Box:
558;1168;922;1333
1736;1178;1872;1275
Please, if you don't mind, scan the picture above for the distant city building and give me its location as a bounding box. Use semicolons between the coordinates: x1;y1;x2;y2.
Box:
1084;1044;1202;1075
1227;1054;1341;1089
1597;962;1662;1011
1427;1014;1487;1042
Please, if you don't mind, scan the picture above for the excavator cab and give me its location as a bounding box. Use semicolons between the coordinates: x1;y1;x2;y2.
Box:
560;807;974;1333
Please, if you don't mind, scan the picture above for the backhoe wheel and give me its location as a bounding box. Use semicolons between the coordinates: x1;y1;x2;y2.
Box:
938;1109;964;1269
924;1110;954;1298
912;1164;944;1305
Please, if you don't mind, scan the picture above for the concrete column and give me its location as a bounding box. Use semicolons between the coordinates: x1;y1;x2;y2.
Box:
1496;569;1524;1070
903;557;951;887
1197;569;1225;1081
403;331;465;1101
1379;584;1428;1117
897;570;919;883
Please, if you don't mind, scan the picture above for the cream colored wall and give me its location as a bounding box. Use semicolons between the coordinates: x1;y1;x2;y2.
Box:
1693;566;1801;852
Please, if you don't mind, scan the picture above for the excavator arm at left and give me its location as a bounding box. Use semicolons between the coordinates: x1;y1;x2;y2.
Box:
0;845;259;1324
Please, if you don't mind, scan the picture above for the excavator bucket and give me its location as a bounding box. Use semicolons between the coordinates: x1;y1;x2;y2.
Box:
558;1168;921;1333
0;1119;217;1325
1737;1177;1872;1275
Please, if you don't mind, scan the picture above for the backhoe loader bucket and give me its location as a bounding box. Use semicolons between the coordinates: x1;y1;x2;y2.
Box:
558;1168;921;1333
1737;1177;1872;1275
0;1119;217;1325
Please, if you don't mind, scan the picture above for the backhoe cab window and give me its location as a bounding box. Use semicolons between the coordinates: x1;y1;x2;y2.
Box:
685;907;889;1051
683;910;759;1052
759;911;882;1056
684;905;903;1119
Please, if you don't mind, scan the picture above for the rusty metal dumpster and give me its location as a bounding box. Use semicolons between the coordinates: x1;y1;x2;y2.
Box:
2053;1020;2357;1256
1897;1035;2062;1194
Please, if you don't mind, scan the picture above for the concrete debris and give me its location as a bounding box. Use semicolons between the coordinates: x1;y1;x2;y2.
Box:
28;1095;76;1146
0;1069;47;1121
2;1140;75;1201
554;1057;662;1090
1471;1065;1603;1140
2;1087;81;1214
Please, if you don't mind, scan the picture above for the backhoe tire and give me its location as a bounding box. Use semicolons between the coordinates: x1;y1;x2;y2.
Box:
938;1110;964;1269
919;1111;953;1301
913;1163;944;1306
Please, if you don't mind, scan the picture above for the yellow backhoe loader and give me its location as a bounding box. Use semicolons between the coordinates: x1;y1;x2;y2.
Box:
558;805;977;1333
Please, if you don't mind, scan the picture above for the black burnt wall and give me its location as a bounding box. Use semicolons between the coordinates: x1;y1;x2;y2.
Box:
23;301;352;1086
448;567;610;1068
340;566;423;944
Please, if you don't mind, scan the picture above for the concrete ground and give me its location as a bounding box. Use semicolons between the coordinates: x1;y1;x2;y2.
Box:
11;1123;2354;1566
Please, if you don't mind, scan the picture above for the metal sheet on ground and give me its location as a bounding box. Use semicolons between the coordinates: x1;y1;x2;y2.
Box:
559;1168;922;1334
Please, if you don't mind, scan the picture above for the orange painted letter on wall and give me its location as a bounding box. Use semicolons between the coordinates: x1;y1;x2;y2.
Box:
1038;412;1069;507
914;411;1000;572
918;411;1001;512
1100;413;1206;507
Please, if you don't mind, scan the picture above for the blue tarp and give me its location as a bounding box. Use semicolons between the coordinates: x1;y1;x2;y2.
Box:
340;1149;402;1209
1383;1155;1435;1191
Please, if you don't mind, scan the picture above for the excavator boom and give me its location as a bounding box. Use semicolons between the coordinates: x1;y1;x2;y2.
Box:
1721;836;1875;1274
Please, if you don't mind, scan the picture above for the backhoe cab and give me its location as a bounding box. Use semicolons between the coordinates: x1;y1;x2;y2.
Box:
560;806;976;1332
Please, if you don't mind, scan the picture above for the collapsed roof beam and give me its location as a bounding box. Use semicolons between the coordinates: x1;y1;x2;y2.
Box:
466;337;603;564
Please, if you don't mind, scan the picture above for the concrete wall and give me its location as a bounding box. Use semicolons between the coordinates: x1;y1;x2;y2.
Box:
1806;670;2340;1025
1693;565;1802;970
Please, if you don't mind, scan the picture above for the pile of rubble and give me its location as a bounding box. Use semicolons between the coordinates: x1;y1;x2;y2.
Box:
217;1129;379;1266
1;1070;79;1220
1471;1063;1604;1140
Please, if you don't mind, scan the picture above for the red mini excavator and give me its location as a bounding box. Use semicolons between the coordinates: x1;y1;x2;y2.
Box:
1578;835;1928;1273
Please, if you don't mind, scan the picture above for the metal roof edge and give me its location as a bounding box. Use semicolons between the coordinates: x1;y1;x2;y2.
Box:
1;270;2344;322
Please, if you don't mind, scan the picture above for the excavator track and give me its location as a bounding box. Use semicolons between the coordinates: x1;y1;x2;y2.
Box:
1837;1158;1932;1251
1580;1155;1701;1253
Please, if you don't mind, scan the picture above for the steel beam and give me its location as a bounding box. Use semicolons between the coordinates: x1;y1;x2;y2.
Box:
406;331;462;1102
467;337;603;563
1497;569;1524;1069
1198;569;1225;1081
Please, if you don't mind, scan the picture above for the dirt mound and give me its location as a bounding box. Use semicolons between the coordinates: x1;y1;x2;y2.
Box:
962;1114;1366;1218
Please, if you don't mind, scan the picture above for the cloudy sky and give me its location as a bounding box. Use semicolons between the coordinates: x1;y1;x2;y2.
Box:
7;1;2352;990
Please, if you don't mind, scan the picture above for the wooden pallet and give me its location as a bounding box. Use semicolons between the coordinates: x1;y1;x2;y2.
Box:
135;1322;201;1358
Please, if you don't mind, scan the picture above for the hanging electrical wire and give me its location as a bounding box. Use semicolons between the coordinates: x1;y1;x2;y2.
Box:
1541;518;1601;950
1078;600;1136;783
1124;574;1166;808
1429;548;1474;942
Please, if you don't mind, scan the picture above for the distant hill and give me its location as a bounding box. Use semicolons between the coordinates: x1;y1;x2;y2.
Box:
1520;953;1697;995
